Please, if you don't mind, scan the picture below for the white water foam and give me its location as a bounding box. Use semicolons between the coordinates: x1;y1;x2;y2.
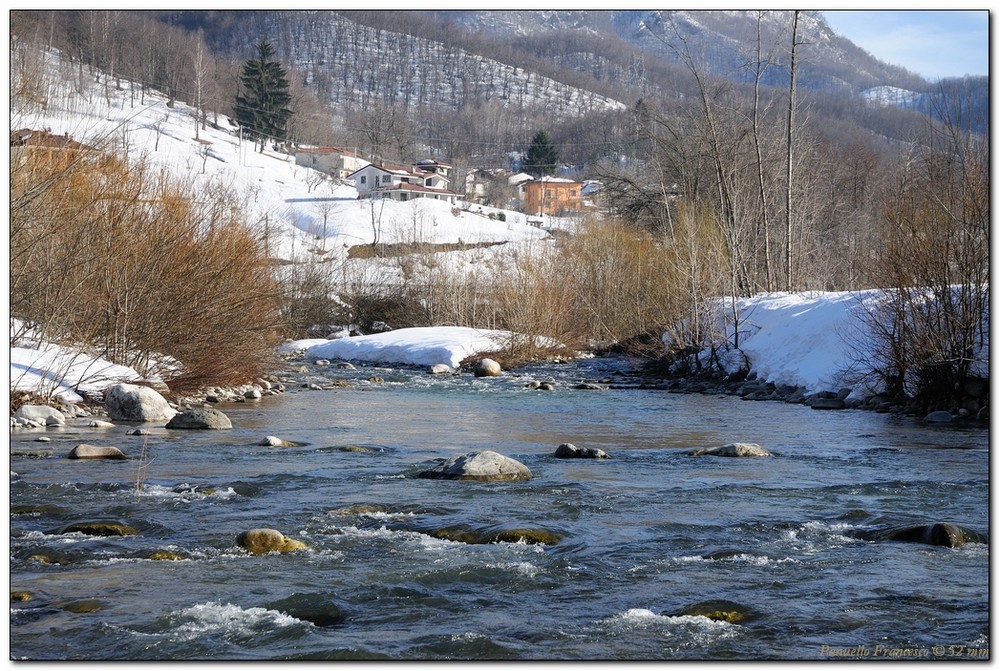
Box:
171;602;301;639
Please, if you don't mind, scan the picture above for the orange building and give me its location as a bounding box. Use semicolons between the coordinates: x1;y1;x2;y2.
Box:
523;178;584;216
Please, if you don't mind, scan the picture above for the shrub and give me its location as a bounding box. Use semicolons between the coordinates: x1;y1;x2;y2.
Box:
11;145;281;395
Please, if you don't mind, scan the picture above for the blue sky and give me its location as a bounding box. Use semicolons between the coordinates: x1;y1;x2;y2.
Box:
821;10;989;80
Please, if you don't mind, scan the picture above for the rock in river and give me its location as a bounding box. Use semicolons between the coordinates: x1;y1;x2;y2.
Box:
672;599;756;624
851;522;987;548
554;443;610;459
14;404;66;427
417;450;532;481
472;358;502;377
105;383;177;422
166;407;232;430
265;593;346;627
689;442;773;458
51;521;138;537
236;528;308;555
68;444;128;460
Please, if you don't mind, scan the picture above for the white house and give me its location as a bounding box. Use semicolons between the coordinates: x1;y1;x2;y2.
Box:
348;160;458;203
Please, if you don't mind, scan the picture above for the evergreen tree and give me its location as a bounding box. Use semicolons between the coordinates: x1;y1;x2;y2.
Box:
234;38;292;152
523;131;559;177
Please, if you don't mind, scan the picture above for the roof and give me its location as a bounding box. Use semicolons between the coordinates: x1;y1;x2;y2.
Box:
416;158;452;169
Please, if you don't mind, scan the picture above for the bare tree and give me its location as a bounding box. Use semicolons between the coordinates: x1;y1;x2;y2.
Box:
191;29;210;140
783;10;801;291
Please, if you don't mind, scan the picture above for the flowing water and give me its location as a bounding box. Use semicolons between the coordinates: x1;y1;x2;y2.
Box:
9;358;990;660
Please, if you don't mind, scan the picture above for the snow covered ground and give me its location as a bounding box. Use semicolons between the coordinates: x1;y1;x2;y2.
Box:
15;289;971;405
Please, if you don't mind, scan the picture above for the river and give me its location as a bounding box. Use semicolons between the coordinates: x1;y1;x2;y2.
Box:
9;357;990;660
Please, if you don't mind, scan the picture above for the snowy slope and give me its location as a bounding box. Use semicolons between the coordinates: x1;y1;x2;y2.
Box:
11;47;552;269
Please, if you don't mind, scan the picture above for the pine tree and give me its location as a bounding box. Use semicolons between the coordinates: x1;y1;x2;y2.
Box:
234;38;292;152
523;131;559;177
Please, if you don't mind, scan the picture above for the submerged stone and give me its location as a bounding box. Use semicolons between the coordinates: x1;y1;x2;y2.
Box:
166;407;232;430
689;442;773;458
54;521;138;537
554;443;610;459
674;599;754;624
266;592;346;627
68;444;128;460
60;599;106;614
852;522;987;548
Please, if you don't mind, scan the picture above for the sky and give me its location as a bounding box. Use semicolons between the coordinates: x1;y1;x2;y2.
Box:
821;9;989;81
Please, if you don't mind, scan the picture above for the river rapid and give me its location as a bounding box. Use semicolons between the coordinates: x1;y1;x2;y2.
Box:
9;357;990;660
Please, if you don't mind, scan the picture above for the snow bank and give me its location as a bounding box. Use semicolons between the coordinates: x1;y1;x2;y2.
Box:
721;290;878;395
10;344;143;404
296;327;516;369
684;288;988;399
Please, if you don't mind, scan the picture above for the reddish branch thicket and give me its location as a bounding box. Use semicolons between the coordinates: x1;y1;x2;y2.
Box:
11;144;282;394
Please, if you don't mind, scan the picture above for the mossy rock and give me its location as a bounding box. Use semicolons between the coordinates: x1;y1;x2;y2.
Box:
11;591;33;602
148;550;186;561
852;522;988;548
428;525;561;546
689;442;773;458
60;599;106;614
10;449;53;458
55;521;138;537
11;504;64;516
674;600;754;624
236;528;308;555
428;525;482;544
259;436;305;447
487;528;562;545
329;503;389;515
339;445;381;453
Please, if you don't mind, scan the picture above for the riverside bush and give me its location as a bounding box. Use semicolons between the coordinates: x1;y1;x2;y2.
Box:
11;144;281;394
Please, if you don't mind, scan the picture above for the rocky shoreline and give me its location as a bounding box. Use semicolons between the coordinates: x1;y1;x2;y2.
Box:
10;347;990;430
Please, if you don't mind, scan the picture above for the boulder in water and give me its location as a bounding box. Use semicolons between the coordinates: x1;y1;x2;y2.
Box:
105;383;176;422
14;404;66;427
672;600;755;624
689;442;773;458
236;528;307;555
417;450;532;482
53;521;138;537
166;407;232;430
472;358;502;377
266;592;346;627
68;444;128;460
259;436;301;447
554;443;610;459
852;522;987;548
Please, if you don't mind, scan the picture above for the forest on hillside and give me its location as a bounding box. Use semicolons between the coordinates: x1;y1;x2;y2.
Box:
9;10;988;408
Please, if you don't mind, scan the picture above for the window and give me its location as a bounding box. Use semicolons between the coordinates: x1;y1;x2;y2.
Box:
360;175;367;184
570;190;577;197
382;175;391;184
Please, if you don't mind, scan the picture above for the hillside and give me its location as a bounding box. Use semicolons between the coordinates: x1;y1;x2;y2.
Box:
11;45;554;272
